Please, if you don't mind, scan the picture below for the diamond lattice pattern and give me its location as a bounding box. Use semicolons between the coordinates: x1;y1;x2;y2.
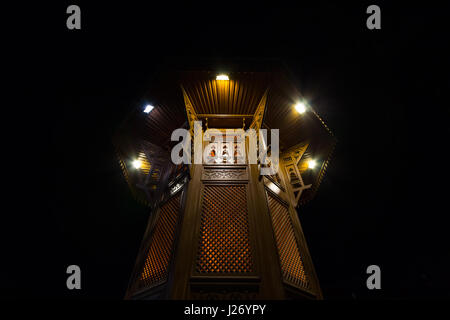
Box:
138;194;180;289
266;191;309;289
196;185;253;273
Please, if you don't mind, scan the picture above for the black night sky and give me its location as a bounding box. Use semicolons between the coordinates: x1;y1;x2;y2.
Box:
4;1;449;301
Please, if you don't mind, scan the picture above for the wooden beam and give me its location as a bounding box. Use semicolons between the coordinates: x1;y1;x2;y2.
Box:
197;114;254;119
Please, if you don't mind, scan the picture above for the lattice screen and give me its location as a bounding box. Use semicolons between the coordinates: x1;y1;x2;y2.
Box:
137;193;181;289
266;191;309;289
196;185;253;273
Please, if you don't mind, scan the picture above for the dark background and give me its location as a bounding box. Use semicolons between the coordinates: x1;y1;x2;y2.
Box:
4;1;449;300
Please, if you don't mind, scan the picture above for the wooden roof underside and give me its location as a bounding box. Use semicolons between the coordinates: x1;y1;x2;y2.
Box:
113;66;336;206
118;69;334;150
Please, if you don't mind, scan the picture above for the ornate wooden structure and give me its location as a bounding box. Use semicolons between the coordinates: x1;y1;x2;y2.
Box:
114;63;336;300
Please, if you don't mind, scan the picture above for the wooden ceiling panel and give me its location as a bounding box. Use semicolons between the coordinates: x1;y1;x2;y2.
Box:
180;71;271;115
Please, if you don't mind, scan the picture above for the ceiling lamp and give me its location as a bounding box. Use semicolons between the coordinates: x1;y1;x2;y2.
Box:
295;102;307;114
308;159;317;169
216;74;229;80
143;104;154;114
132;159;142;169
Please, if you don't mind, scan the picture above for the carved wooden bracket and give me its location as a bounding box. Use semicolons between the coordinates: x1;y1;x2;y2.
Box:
201;166;248;182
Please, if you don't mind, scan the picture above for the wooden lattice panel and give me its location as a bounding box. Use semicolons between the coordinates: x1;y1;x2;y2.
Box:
266;191;309;289
137;194;181;289
196;185;253;274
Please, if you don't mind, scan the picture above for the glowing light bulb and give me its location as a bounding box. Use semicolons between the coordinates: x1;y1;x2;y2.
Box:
216;74;229;80
308;159;317;169
132;159;142;169
143;105;154;113
295;102;306;114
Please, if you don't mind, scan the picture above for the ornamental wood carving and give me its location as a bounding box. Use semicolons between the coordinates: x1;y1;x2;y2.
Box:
201;167;248;181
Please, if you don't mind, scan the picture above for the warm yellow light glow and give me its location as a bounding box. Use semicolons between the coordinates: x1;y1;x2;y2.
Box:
308;159;317;169
295;102;306;114
132;159;142;169
216;74;229;80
